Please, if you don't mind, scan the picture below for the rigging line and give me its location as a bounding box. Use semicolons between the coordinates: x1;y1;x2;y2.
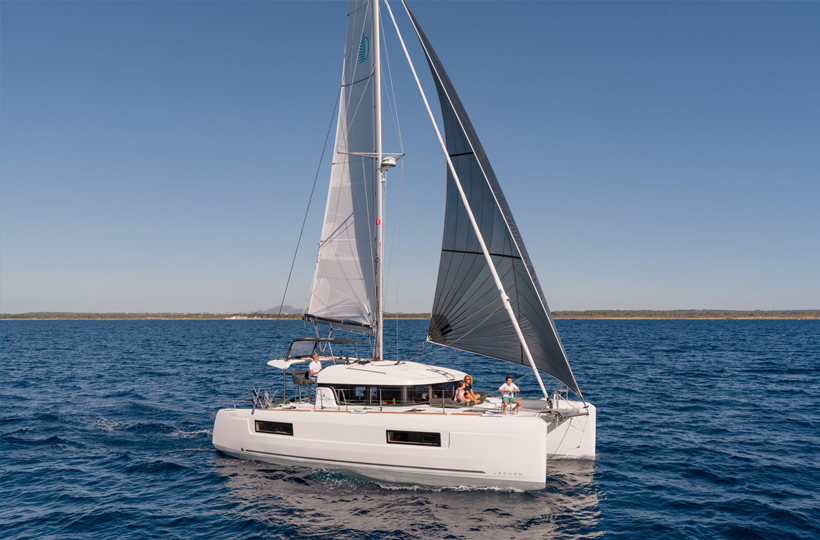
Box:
383;159;405;361
378;17;397;317
382;164;402;322
396;160;404;361
378;10;408;362
379;23;404;360
405;340;426;362
358;156;376;321
379;9;404;152
257;88;341;389
515;371;533;384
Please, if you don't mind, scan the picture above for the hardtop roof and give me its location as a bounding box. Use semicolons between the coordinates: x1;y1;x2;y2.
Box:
317;361;467;387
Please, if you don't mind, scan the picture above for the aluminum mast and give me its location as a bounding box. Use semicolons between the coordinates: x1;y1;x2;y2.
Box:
373;0;384;360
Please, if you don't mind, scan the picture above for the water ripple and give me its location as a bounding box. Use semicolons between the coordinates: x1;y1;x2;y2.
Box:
1;319;818;539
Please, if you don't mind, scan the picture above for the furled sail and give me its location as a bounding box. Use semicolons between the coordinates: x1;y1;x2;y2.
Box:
405;4;582;398
305;0;377;333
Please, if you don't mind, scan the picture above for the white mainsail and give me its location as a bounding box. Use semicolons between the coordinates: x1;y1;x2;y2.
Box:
305;0;378;332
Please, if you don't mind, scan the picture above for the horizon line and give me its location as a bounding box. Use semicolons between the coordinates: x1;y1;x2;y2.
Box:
3;309;819;316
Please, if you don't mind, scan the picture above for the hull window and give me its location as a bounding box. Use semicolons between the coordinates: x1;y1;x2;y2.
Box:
255;421;294;436
386;430;441;447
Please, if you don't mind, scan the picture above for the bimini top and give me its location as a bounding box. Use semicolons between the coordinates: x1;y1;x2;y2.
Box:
317;361;466;387
285;336;364;358
266;337;366;370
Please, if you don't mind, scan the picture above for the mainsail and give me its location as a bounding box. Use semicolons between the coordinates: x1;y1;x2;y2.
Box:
404;4;583;398
305;0;377;333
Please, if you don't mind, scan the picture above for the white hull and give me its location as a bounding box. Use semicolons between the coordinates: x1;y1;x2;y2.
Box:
213;398;595;490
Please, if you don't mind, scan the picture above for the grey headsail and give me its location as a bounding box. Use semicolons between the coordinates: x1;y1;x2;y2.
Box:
404;3;582;399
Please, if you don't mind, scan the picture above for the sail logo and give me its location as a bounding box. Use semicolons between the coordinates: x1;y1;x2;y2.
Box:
358;34;369;64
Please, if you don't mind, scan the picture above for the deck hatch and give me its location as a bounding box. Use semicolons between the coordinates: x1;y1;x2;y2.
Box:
386;430;441;447
255;420;294;436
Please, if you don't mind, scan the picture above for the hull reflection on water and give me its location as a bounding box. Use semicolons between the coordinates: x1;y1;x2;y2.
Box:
214;455;602;539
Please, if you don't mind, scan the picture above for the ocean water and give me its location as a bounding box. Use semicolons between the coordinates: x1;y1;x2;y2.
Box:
1;319;818;539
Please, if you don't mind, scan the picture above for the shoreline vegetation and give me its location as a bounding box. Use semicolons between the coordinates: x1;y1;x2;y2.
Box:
2;310;818;320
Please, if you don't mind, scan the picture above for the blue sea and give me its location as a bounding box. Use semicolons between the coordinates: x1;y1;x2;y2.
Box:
1;319;818;539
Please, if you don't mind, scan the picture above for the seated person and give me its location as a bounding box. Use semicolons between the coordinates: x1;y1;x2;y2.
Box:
463;375;479;404
498;376;521;414
455;381;470;403
308;352;322;383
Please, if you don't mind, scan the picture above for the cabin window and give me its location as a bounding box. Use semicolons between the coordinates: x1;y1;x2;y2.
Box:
408;383;457;403
326;383;457;406
373;386;403;405
408;386;430;404
334;386;369;405
255;421;293;436
431;382;457;400
333;385;404;405
387;430;441;447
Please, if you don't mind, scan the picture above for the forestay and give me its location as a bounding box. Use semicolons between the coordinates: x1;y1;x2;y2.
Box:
404;4;583;399
305;0;378;333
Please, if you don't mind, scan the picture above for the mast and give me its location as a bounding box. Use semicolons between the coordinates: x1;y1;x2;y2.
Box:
373;0;384;360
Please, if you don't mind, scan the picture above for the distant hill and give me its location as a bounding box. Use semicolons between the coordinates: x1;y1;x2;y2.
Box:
258;305;301;314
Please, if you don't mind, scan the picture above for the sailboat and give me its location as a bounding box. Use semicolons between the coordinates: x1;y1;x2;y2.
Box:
212;0;596;491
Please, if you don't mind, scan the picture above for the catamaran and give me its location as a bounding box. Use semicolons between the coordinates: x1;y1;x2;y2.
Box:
213;0;596;490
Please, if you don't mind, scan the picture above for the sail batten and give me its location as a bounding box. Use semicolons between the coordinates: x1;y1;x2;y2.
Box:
403;3;583;399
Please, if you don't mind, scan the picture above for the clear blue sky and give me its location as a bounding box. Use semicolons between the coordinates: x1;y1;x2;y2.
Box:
1;1;818;314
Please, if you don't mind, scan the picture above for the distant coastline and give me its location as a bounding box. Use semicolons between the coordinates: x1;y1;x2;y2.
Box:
2;310;818;320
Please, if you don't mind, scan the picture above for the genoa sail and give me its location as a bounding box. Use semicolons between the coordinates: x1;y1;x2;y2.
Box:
305;0;378;333
404;4;583;398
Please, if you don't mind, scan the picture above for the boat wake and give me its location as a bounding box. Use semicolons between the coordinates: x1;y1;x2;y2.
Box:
212;455;602;539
